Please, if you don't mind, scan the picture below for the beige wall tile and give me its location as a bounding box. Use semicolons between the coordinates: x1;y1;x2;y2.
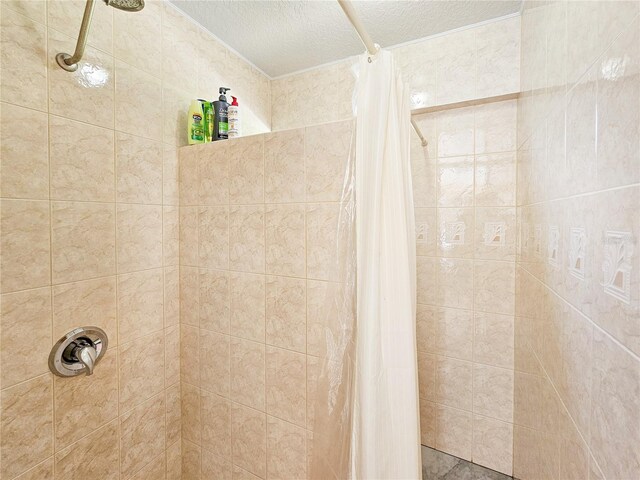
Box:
52;276;117;345
163;267;181;330
416;304;436;354
437;156;474;207
163;206;180;267
435;307;473;361
199;268;230;333
165;382;182;447
50;115;115;202
435;405;472;461
119;331;165;412
436;356;472;411
116;132;163;204
0;103;49;199
116;204;163;273
120;394;166;478
266;415;307;479
437;258;474;310
265;204;306;277
0;7;47;110
229;205;265;273
199;206;229;270
117;269;164;340
1;287;51;387
264;129;305;203
2;0;45;24
306;203;339;281
202;453;232;479
417;256;437;306
181;440;201;480
266;346;306;427
179;207;199;266
1;199;50;292
131;454;166;480
1;375;53;478
165;325;181;387
230;337;265;411
474;207;517;261
181;382;201;445
200;330;230;397
475;100;517;155
161;3;198;92
306;279;329;357
54;350;118;449
474;260;515;315
473;312;514;369
229;272;265;343
164;145;180;205
229;135;264;204
420;400;436;448
475;153;517;207
181;324;200;386
436;108;475;158
590;330;640;480
201;391;231;459
48;30;115;128
476;17;520;98
305;121;351;202
115;60;163;140
418;351;436;403
199;143;229;205
13;458;54;480
113;0;162;74
231;404;266;478
306;355;319;430
473;415;514;475
473;364;514;423
266;275;306;353
51;201;116;284
54;420;119;480
435;29;476;104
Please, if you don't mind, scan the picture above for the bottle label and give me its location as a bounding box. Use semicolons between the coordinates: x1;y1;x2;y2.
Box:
219;121;228;134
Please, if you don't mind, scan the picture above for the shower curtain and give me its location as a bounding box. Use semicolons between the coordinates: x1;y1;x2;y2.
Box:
311;49;421;479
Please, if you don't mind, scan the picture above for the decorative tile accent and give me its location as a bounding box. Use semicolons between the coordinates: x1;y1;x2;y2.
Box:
444;221;466;245
547;225;560;267
483;222;506;247
569;227;587;280
602;230;634;303
533;225;542;257
416;223;429;244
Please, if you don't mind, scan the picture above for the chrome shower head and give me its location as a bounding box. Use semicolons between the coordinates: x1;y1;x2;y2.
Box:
104;0;144;12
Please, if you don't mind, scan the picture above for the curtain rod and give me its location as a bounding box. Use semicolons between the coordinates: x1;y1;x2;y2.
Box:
337;0;428;147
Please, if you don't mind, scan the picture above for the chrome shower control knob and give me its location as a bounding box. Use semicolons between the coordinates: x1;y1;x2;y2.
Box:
49;327;108;377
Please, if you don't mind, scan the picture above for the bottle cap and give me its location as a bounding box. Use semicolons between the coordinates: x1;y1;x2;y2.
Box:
231;96;238;106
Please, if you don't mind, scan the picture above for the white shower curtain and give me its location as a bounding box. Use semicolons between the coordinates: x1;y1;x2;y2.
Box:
351;49;421;479
310;48;421;480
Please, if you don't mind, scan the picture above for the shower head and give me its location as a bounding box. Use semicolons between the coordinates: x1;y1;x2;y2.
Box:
104;0;144;12
57;0;145;71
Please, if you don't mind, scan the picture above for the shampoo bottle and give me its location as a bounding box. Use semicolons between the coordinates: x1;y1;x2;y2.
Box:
202;100;214;142
213;87;230;141
187;100;205;145
228;96;240;138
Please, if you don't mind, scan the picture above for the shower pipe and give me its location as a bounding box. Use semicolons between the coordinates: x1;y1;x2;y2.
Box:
337;0;429;147
56;0;144;72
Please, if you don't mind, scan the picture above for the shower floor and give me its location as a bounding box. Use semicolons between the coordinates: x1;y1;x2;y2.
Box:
421;446;513;480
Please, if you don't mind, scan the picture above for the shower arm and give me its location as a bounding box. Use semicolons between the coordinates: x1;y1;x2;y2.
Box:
56;0;95;72
337;0;428;147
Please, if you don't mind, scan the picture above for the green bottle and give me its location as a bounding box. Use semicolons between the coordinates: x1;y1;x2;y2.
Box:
202;101;214;142
187;100;205;145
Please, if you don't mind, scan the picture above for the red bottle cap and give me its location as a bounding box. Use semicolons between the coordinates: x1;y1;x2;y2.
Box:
231;96;238;106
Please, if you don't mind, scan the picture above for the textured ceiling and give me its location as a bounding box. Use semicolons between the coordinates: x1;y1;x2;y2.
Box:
170;0;522;78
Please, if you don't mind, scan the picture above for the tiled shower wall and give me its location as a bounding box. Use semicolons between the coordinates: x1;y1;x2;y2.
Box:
413;99;517;476
514;2;640;480
0;0;270;479
178;122;353;478
271;15;520;131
